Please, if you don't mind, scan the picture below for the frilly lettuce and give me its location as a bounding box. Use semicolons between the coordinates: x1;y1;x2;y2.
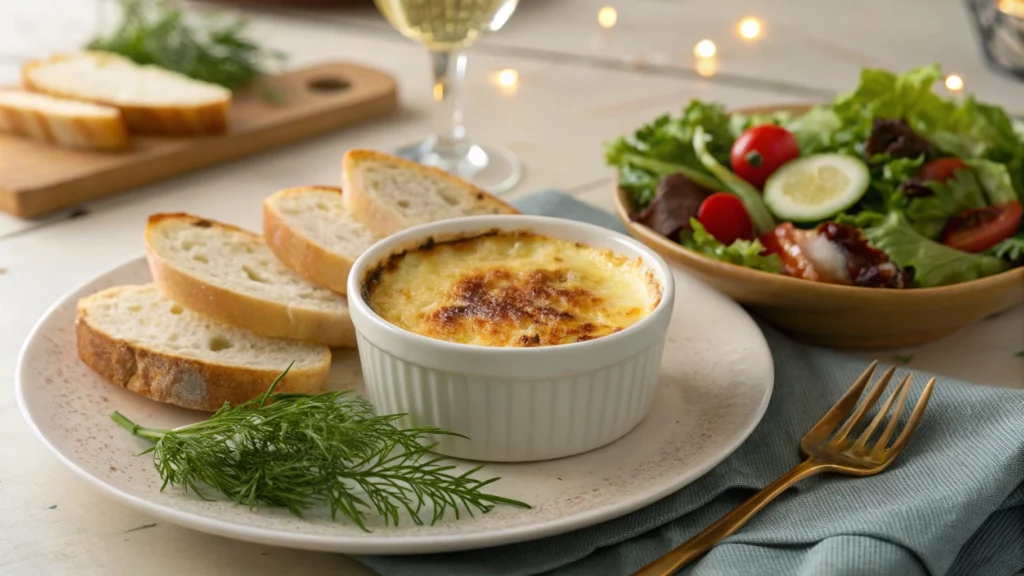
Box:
604;101;730;207
680;219;782;273
895;160;1017;239
988;233;1024;264
794;64;1024;202
852;157;1016;240
863;212;1009;287
965;159;1019;205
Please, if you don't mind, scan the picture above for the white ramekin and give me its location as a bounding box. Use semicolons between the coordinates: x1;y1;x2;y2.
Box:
347;215;675;462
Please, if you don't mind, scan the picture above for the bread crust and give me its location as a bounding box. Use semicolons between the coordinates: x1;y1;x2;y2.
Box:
0;93;129;150
341;149;519;236
262;186;356;295
75;292;330;412
22;54;230;136
145;213;357;347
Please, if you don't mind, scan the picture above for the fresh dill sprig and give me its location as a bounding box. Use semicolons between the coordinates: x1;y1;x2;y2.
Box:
88;0;286;91
111;365;529;530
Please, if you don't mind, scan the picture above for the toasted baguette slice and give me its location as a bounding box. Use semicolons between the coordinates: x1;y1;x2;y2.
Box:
76;284;330;412
23;52;231;135
145;213;356;347
341;149;519;236
0;89;129;150
263;186;378;295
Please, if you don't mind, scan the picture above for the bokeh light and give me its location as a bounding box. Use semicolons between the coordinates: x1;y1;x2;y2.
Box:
694;39;717;59
497;68;519;87
696;58;718;78
739;18;762;40
598;6;618;29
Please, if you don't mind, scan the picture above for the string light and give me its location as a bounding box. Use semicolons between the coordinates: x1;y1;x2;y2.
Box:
598;6;617;28
739;18;762;40
998;0;1024;17
491;68;520;96
497;68;519;87
945;74;964;91
694;39;717;59
696;58;718;78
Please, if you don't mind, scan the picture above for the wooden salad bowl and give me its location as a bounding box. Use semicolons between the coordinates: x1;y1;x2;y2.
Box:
612;104;1024;348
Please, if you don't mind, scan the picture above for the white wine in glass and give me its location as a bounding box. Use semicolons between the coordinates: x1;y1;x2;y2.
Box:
375;0;522;194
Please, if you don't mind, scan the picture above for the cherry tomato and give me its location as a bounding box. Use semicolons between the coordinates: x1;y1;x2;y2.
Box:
730;125;800;189
941;201;1022;253
697;192;754;245
916;157;967;183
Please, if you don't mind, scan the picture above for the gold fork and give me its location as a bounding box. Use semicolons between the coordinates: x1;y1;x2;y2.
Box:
632;361;936;576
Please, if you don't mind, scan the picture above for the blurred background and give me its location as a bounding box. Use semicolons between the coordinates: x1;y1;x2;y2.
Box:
3;0;1021;100
1;0;1022;201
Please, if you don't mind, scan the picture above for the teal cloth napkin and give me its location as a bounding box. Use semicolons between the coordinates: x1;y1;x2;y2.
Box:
356;191;1024;576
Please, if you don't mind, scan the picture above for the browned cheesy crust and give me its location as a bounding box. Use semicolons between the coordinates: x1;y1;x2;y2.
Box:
363;230;662;347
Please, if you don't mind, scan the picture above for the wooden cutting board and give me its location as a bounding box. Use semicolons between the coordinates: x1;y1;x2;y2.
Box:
0;61;398;218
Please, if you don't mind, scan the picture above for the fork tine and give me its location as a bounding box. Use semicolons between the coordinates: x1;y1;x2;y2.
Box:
884;377;936;457
853;373;912;453
829;366;896;446
807;361;878;438
869;374;914;458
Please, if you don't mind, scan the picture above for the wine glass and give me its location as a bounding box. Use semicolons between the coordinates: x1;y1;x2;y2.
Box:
374;0;522;194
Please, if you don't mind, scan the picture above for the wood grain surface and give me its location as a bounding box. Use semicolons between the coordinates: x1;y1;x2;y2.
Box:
0;61;398;218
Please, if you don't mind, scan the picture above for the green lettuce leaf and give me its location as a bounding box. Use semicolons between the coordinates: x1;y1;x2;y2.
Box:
930;98;1024;198
604;101;731;208
904;170;987;239
781;106;849;155
729;110;794;138
988;233;1024;264
828;154;923;229
878;160;1014;239
615;153;721;192
680;219;782;273
863;212;1009;287
827;64;951;150
692;126;776;234
835;210;886;228
824;64;1024;201
871;155;926;204
615;164;662;207
965;159;1019;205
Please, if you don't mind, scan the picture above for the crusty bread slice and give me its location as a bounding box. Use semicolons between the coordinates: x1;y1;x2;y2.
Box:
263;186;378;295
341;149;519;236
76;284;330;412
23;52;231;135
0;89;129;150
145;213;356;347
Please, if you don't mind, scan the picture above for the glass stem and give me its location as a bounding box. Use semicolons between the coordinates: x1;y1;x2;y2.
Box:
427;50;469;163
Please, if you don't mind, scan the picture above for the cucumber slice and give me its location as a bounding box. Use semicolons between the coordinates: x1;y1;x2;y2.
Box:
763;154;870;222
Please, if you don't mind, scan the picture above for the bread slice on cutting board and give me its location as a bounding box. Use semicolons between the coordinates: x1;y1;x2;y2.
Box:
263;186;379;295
145;213;356;347
23;51;231;135
0;89;129;150
341;149;519;236
76;284;330;412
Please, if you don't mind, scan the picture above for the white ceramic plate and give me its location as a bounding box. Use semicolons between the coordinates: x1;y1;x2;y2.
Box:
17;256;773;555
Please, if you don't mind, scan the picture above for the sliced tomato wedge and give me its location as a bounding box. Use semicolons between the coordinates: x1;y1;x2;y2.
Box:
941;201;1023;253
916;157;967;183
759;223;822;280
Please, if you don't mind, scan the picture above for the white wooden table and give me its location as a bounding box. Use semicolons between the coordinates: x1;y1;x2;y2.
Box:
1;1;1022;574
